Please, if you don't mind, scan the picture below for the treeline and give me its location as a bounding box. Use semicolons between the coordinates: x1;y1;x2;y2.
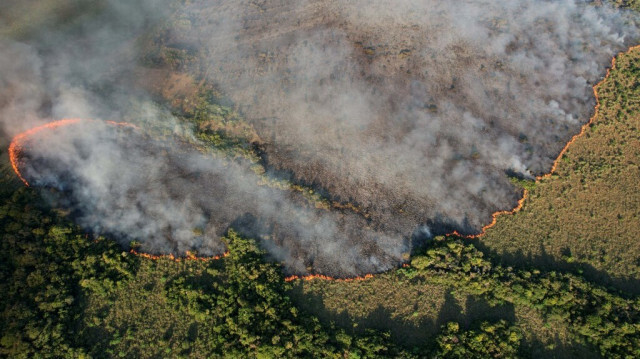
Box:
0;169;138;357
1;159;639;358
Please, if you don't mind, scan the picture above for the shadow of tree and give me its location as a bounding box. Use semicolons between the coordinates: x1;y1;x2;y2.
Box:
290;285;516;349
470;238;640;296
289;282;605;356
521;333;600;359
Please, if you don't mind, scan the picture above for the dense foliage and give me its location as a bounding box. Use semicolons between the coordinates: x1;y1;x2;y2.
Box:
434;320;522;359
0;172;394;358
3;49;640;359
402;235;640;358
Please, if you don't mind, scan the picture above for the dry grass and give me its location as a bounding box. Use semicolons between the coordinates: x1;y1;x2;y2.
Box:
479;47;640;293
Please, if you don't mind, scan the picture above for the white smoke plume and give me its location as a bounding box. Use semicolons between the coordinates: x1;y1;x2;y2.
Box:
0;0;637;276
16;120;405;276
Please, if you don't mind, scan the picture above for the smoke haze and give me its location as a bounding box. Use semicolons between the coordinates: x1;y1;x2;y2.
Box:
16;120;405;276
0;0;637;276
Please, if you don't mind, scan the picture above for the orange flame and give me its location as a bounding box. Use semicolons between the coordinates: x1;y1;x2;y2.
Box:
537;45;640;180
288;45;640;282
446;45;640;241
285;273;374;282
8;118;228;263
9;118;83;186
9;46;639;282
8;118;137;187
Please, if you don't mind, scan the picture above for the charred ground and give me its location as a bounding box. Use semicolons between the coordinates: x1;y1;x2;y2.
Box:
161;0;638;237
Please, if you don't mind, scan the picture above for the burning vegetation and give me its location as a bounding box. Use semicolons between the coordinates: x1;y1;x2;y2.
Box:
1;0;639;281
8;118;411;278
450;44;640;241
7;44;637;283
168;0;638;240
2;1;640;358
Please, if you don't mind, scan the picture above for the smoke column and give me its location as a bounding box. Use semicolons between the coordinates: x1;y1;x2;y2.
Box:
0;0;638;276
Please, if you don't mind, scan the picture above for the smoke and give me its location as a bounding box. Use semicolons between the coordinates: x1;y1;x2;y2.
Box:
0;0;638;276
178;0;637;231
15;120;406;276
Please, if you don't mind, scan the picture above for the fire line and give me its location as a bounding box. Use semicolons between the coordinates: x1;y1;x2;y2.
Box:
447;44;640;241
8;45;638;282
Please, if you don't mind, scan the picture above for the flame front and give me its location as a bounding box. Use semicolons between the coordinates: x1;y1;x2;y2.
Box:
6;119;235;264
7;46;637;282
285;273;375;282
8;118;138;187
446;45;640;241
9;118;85;186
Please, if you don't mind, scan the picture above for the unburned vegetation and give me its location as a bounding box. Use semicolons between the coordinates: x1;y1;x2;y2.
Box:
480;47;640;294
286;44;640;358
